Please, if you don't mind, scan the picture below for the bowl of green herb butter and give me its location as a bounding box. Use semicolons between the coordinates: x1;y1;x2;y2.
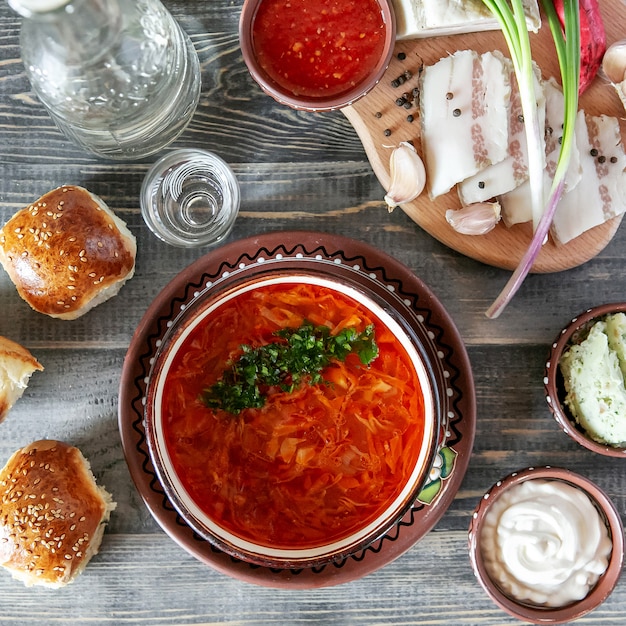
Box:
545;303;626;457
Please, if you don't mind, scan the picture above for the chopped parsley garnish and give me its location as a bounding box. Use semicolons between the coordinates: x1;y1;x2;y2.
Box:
200;321;378;414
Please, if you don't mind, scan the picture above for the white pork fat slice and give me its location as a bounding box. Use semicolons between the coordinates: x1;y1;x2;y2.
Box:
543;78;582;192
420;49;511;200
393;0;541;40
551;113;626;244
458;60;546;205
499;77;583;227
497;178;531;227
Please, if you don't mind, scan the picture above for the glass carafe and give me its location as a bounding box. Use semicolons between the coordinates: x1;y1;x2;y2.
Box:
9;0;201;160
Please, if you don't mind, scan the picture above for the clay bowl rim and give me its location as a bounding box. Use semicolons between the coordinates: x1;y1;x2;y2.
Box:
143;269;442;570
544;302;626;458
468;466;625;624
238;0;397;112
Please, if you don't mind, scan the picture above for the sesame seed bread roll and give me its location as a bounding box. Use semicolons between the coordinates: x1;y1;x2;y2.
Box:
0;336;43;423
0;440;116;588
0;185;136;320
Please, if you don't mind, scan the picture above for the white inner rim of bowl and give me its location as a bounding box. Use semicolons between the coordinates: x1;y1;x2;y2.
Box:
151;274;436;560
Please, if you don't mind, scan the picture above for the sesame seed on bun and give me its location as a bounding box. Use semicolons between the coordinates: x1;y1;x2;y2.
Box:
0;440;116;587
0;185;136;320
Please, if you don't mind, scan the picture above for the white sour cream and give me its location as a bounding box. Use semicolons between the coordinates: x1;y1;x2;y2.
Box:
480;479;612;607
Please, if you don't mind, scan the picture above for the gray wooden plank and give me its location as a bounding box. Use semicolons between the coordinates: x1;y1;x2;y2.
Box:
0;530;623;625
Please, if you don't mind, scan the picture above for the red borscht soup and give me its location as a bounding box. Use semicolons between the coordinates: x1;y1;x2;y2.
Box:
159;280;429;550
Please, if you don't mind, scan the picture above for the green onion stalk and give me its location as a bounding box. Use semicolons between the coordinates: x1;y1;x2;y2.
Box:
483;0;581;318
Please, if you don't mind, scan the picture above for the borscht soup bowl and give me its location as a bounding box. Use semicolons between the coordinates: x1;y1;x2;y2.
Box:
144;270;443;569
238;0;396;111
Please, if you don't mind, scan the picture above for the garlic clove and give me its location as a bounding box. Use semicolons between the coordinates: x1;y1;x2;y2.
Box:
445;201;502;235
384;141;426;211
602;40;626;85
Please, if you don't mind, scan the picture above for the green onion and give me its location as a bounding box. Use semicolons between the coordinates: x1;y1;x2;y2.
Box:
481;0;546;233
484;0;580;318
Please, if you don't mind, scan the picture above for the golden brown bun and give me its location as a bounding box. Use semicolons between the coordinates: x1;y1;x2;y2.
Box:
0;185;136;320
0;336;43;423
0;440;115;588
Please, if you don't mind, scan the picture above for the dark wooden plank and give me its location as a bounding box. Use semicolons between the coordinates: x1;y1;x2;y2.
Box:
0;3;368;166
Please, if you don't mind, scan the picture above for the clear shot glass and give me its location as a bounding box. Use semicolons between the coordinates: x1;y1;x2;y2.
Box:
140;148;240;247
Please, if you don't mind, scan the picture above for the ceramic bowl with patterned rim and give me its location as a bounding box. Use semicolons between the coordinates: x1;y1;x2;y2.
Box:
468;466;624;624
544;303;626;457
143;261;447;570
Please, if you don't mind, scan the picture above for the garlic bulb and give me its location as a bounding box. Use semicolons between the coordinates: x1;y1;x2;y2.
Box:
384;142;426;211
445;202;501;235
602;40;626;85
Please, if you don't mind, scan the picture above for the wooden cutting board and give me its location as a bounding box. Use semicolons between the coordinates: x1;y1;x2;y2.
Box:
343;1;625;273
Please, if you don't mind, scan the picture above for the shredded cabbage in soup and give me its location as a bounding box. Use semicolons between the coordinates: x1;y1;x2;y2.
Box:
161;282;427;549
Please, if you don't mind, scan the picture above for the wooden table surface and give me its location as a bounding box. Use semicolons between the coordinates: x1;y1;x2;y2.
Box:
1;1;626;624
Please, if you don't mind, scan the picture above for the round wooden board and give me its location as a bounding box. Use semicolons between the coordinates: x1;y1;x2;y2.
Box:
342;1;625;273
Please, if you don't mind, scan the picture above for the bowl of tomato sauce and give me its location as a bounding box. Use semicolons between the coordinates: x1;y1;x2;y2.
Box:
143;266;444;569
239;0;396;111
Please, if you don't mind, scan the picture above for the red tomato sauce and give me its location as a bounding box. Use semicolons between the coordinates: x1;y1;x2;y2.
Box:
161;282;427;550
251;0;387;98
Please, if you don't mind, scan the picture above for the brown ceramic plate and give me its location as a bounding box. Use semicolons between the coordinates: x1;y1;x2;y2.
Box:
118;231;476;588
544;303;626;457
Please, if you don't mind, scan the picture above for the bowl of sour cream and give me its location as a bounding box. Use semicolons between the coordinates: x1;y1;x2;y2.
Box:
468;466;624;624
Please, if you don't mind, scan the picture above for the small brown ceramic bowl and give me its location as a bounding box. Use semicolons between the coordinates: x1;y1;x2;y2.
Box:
544;303;626;457
468;466;624;624
239;0;396;111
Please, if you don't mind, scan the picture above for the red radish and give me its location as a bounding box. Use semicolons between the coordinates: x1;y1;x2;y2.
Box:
553;0;606;94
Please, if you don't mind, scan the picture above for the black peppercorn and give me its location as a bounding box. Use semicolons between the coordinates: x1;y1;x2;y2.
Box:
611;156;618;163
598;155;606;164
590;148;598;157
391;79;400;88
384;128;391;137
375;111;382;119
478;181;485;189
397;52;406;60
407;114;414;123
446;92;453;100
403;70;412;80
395;97;406;106
453;108;461;117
